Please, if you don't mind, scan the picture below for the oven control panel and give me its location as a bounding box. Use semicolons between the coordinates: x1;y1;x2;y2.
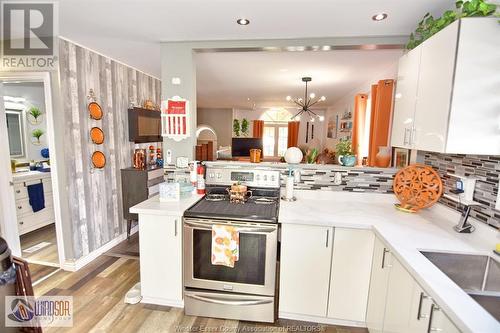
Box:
205;167;281;188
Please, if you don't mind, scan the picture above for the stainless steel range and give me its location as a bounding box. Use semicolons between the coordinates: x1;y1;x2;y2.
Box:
183;166;281;323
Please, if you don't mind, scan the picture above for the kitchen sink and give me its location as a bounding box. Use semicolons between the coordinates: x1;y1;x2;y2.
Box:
420;251;500;321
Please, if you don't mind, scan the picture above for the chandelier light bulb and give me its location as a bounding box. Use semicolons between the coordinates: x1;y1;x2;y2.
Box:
286;95;292;101
309;93;316;99
310;117;315;122
298;98;303;102
319;115;325;122
320;96;326;101
294;116;301;121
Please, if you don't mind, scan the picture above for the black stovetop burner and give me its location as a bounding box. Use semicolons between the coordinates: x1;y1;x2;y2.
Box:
184;185;280;223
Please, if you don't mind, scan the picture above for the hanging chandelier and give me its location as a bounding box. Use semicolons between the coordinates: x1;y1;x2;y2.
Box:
286;77;326;122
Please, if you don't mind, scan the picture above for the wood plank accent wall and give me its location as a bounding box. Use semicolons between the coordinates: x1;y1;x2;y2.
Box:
58;39;161;259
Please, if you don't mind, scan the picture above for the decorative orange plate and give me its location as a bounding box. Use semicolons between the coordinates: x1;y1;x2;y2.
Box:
91;151;106;169
90;127;104;145
393;164;443;212
88;102;103;120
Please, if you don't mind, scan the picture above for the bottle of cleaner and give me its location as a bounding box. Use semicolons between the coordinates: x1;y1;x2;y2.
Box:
190;161;198;186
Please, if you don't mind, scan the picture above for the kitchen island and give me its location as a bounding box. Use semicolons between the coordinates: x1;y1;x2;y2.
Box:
129;183;498;332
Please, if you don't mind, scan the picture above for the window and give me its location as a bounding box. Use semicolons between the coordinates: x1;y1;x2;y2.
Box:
263;124;288;157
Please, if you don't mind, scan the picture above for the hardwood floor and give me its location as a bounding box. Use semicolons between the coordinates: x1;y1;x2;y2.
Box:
33;240;368;333
21;223;59;266
105;232;139;260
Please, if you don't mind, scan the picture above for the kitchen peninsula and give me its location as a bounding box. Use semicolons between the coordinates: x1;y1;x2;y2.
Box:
130;161;499;333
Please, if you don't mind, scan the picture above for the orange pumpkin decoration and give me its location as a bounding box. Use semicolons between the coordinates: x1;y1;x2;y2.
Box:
393;164;443;212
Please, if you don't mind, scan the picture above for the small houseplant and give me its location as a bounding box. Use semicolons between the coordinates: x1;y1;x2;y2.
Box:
27;106;42;124
241;118;249;137
336;139;355;166
32;129;44;145
407;0;497;50
233;119;240;137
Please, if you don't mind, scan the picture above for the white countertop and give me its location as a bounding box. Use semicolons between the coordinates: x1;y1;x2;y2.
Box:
280;190;500;333
12;170;51;183
129;192;203;217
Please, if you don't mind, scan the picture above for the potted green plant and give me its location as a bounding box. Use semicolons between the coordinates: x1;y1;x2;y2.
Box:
407;0;497;50
32;129;44;145
336;139;355;167
233;119;240;137
27;106;42;124
241;118;249;137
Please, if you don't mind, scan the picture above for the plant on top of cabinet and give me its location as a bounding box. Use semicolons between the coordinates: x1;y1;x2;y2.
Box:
241;118;249;137
407;0;497;49
233;119;240;137
336;139;355;167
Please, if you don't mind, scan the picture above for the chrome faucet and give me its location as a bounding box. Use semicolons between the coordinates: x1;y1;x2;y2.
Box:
454;205;475;233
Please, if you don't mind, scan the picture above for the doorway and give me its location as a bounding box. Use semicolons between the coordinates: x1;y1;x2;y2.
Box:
0;72;65;269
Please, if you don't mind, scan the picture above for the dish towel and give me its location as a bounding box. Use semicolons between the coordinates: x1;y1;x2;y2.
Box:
211;225;239;268
27;183;45;213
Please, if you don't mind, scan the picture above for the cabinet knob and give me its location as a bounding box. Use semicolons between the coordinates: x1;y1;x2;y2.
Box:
19;221;24;225
17;206;22;210
16;190;20;194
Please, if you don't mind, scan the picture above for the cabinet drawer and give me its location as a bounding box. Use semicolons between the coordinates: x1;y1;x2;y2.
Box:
148;184;160;197
18;207;55;235
13;178;53;200
147;168;164;181
16;194;53;217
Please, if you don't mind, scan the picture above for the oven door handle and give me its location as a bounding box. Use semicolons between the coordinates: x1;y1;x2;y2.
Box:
186;294;273;306
184;221;276;233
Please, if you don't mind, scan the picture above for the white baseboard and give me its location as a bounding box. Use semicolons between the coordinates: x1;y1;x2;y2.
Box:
61;225;138;272
278;311;366;328
141;296;184;308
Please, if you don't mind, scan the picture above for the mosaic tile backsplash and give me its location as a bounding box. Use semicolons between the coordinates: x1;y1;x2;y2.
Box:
422;152;500;230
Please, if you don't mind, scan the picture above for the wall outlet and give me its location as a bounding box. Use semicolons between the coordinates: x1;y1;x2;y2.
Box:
496;178;500;211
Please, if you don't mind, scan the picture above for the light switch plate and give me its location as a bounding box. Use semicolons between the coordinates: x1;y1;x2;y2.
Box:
496;178;500;211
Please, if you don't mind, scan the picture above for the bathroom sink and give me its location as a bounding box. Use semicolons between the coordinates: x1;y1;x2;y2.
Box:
420;251;500;321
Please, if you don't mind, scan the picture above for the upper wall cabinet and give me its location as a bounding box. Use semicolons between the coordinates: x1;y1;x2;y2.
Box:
391;18;500;154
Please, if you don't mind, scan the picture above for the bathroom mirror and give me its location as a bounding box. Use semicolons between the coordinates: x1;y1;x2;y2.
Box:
6;109;26;157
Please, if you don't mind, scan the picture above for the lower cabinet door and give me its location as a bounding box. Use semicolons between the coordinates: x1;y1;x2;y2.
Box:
382;256;417;333
279;223;333;317
366;237;392;333
327;228;374;322
140;214;183;304
428;304;461;333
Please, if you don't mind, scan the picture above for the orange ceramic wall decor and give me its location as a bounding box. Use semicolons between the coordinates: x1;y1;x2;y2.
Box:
91;151;106;169
393;164;443;211
88;102;103;120
351;94;368;165
90;127;104;145
368;80;394;167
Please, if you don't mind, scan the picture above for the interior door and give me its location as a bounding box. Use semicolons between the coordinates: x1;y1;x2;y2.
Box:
279;223;333;317
0;82;22;255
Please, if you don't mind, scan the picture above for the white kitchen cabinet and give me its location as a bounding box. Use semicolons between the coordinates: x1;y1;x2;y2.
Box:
413;21;458;153
428;305;461;333
139;214;183;307
382;255;418;333
391;18;500;154
279;223;333;317
391;44;421;149
366;237;392;333
327;228;374;322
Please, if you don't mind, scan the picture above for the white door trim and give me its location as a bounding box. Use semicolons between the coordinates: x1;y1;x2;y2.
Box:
0;71;66;268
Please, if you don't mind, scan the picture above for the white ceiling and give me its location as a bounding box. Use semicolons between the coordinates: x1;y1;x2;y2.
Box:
196;49;403;109
59;0;456;77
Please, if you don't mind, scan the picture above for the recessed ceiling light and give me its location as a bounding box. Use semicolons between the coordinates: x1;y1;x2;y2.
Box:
237;18;250;25
372;13;388;21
